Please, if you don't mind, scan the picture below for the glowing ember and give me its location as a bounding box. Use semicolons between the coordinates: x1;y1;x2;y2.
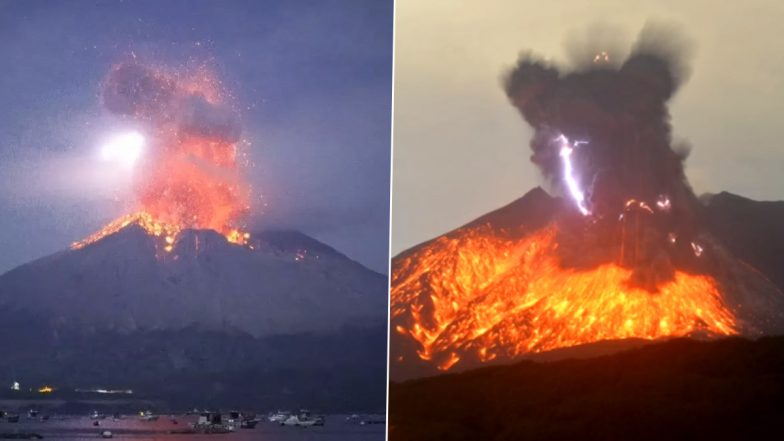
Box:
556;135;590;216
593;51;610;63
391;224;738;372
294;249;308;262
691;241;704;257
72;61;252;251
656;194;672;211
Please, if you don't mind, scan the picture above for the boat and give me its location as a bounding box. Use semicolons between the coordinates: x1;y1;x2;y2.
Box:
6;413;20;423
90;410;106;420
282;415;313;426
27;409;39;418
282;410;322;427
139;410;159;421
226;410;241;428
240;419;258;429
191;412;233;433
267;410;290;423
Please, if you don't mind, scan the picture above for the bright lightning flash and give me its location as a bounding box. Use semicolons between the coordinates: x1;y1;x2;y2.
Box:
100;131;145;168
557;134;590;216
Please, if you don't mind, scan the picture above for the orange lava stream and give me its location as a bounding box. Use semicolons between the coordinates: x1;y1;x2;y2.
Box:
392;224;738;372
71;211;249;252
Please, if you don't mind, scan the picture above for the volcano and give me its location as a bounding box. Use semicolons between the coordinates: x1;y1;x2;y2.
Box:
0;56;388;411
0;221;386;336
391;26;784;381
390;188;784;380
0;221;387;410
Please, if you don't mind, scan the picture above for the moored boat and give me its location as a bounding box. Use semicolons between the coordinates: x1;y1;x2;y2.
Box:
139;410;158;421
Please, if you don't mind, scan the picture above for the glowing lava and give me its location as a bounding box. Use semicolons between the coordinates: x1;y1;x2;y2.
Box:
391;224;738;372
71;211;250;252
73;61;252;251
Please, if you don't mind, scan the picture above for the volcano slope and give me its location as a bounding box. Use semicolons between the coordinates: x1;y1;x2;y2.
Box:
390;188;784;380
389;336;784;441
0;223;388;411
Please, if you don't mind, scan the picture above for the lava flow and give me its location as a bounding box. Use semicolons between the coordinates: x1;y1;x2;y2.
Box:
392;223;737;373
72;61;251;252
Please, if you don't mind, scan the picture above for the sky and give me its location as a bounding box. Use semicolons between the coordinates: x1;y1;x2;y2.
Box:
392;0;784;256
0;0;393;274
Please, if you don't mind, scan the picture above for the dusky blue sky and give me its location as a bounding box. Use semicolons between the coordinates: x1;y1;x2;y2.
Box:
0;0;392;274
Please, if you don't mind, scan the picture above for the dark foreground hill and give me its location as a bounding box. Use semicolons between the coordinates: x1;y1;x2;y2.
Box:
389;336;784;441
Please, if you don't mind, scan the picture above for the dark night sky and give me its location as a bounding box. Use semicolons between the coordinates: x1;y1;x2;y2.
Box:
0;0;392;274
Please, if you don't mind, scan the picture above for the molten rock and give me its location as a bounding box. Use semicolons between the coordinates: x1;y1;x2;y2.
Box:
390;189;784;380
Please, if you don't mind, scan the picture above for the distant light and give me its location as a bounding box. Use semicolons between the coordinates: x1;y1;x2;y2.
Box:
11;381;19;391
38;385;54;393
101;131;145;168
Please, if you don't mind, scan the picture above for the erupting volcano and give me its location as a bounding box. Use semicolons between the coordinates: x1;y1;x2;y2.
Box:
73;61;251;252
0;60;389;407
390;25;784;380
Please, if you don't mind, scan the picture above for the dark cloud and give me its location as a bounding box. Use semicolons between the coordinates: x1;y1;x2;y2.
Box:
504;22;696;214
103;62;241;142
503;22;704;289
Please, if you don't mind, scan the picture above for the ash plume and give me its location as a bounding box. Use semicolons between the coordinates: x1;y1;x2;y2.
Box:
503;23;699;288
103;62;241;142
99;61;249;234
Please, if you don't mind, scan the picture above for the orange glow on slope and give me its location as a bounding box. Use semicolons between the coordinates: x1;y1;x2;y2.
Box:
73;62;251;250
71;211;249;252
391;224;737;371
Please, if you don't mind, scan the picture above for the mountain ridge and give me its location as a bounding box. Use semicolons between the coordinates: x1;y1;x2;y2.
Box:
0;222;387;337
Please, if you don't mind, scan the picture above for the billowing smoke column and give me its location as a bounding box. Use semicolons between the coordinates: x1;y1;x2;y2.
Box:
102;62;249;236
503;24;701;290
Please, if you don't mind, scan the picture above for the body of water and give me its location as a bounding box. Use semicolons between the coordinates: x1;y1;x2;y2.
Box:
0;414;385;440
